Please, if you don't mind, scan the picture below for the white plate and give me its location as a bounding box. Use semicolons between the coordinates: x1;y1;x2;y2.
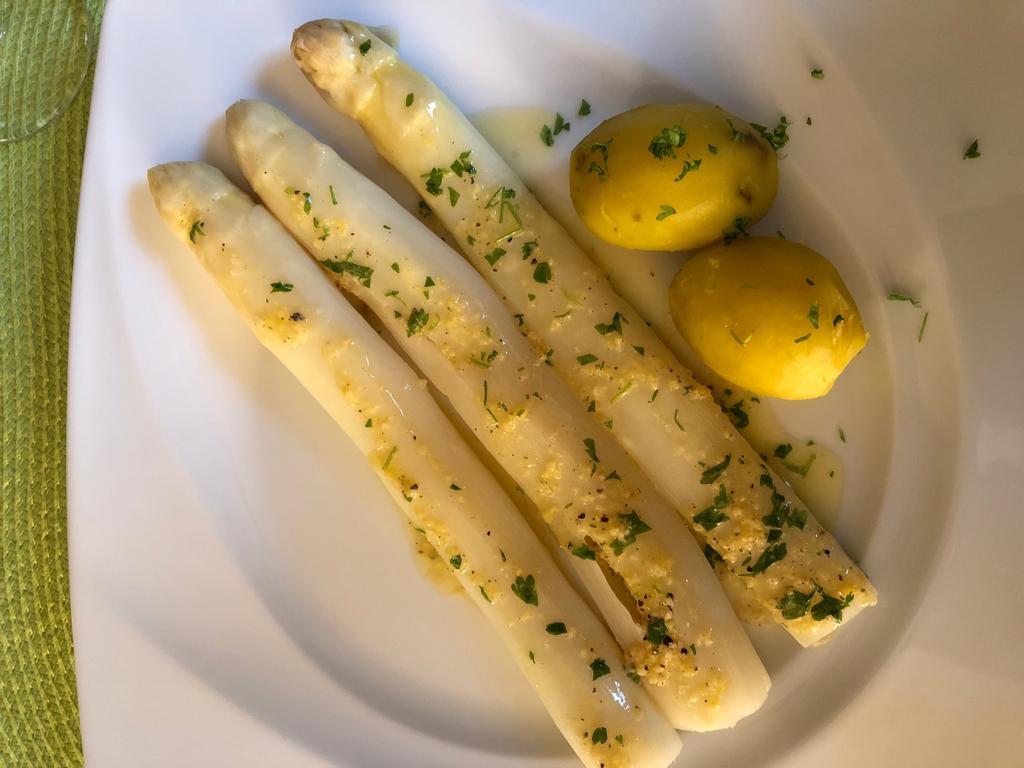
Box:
68;1;1024;766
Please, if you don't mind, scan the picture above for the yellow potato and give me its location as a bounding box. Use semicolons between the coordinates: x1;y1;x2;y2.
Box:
570;104;778;251
668;237;868;399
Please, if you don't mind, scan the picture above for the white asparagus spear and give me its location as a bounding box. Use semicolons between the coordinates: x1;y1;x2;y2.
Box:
290;20;877;647
147;161;681;768
227;100;770;731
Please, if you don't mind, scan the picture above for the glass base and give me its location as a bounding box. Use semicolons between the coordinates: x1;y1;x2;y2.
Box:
0;0;91;143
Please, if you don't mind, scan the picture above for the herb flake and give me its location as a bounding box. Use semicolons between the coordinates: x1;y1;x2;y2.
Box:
511;574;539;606
589;658;611;680
648;125;687;159
700;454;732;484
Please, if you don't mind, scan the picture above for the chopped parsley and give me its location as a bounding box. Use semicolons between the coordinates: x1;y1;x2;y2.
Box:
700;453;732;484
583;437;600;463
810;591;855;621
511;574;539;606
320;254;374;288
469;349;498;368
726;400;749;429
646;617;668;645
794;333;812;344
963;139;981;159
811;68;825;79
578;98;591;116
589;658;611;680
571;544;597;560
708;143;719;154
838;427;847;443
364;419;372;428
405;307;429;336
887;292;922;308
589;141;610;164
778;588;814;619
485;185;523;239
450;554;463;569
674;158;701;182
783;452;817;478
722;216;750;244
188;220;205;243
748;541;787;575
808;302;820;328
479;585;491;603
656;204;677;221
632;345;645;356
529;650;535;663
610;511;651;555
577;354;598;366
727;119;749;142
533;262;552;283
774;443;793;458
762;486;807;530
750;115;791;152
270;281;293;293
833;313;845;326
592;727;608;744
693;484;730;530
329;184;338;205
610;382;633;404
553;113;570;135
358;39;371;55
546;622;567;635
594;312;624;335
448;187;460;206
648;125;687;159
539;124;554;146
521;241;538;259
918;311;929;342
405;92;414;107
450;483;462;491
485;247;506;266
421;167;448;196
450;150;476;177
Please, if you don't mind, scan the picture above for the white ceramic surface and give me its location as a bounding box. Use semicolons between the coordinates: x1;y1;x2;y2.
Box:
68;1;1023;765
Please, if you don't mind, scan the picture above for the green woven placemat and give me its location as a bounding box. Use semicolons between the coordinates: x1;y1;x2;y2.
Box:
1;2;105;765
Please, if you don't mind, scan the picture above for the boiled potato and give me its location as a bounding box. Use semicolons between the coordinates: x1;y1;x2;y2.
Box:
570;104;778;251
668;237;867;399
